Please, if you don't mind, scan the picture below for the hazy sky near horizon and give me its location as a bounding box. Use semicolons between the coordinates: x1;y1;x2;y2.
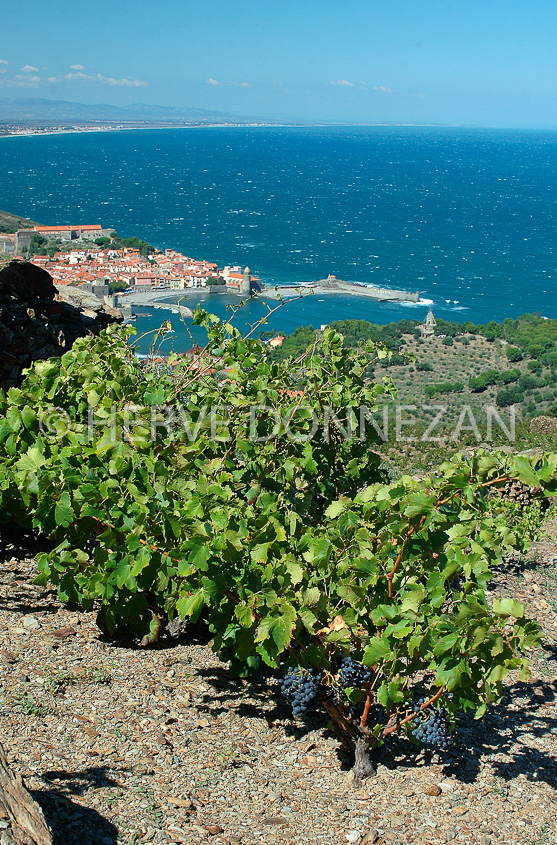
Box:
1;0;557;127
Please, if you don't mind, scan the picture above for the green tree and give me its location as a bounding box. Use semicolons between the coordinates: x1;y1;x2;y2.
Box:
109;280;128;293
506;346;524;363
109;232;156;256
28;234;47;256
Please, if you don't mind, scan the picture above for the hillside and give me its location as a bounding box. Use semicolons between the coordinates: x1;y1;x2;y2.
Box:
270;314;557;469
0;208;41;233
385;331;550;421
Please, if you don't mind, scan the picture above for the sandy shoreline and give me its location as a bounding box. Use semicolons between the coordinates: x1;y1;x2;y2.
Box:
118;288;227;307
0;122;304;141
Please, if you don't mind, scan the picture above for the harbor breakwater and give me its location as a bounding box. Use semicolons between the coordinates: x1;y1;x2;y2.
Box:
260;276;420;303
118;301;194;320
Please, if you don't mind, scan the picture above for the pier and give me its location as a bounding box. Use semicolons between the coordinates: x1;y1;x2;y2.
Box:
259;275;420;303
115;297;193;320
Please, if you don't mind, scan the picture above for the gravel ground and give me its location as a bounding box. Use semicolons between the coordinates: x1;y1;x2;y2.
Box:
0;533;555;845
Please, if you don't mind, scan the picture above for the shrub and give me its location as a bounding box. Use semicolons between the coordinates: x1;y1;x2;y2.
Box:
496;387;524;407
519;373;543;392
469;369;505;392
424;381;464;398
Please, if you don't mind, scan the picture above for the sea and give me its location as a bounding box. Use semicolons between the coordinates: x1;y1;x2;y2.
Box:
1;125;557;353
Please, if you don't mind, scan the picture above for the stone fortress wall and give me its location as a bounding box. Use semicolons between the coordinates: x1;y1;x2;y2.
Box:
14;225;114;254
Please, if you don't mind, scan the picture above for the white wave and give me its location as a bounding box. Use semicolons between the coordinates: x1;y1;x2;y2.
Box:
399;297;434;307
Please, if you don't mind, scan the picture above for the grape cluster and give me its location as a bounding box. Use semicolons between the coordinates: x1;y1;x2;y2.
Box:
412;698;451;750
321;680;343;705
338;656;373;689
280;668;321;717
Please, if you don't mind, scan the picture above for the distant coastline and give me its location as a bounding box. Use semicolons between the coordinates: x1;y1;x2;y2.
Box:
0;120;464;141
0;122;287;140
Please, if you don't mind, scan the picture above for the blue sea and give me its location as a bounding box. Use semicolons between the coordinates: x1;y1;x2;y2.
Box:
1;125;557;352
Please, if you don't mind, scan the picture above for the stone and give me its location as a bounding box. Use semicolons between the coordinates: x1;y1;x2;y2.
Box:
22;615;41;630
360;834;380;845
167;797;194;809
0;261;123;390
0;259;56;299
423;784;442;796
47;627;77;640
530;416;557;435
164;826;189;842
0;651;18;664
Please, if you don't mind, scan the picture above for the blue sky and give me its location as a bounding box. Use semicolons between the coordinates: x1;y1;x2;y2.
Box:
1;0;557;127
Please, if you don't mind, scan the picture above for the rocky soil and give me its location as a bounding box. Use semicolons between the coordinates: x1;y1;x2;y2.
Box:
0;532;555;845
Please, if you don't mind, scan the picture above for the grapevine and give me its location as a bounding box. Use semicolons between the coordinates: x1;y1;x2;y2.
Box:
0;310;554;778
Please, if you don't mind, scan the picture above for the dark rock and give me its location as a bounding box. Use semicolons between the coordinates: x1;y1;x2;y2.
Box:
0;260;123;391
0;258;56;300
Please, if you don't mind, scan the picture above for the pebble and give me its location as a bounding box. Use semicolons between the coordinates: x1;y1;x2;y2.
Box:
203;824;224;835
360;834;379;845
424;784;442;796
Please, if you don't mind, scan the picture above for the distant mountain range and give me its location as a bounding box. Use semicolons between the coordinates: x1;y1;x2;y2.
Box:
0;98;268;125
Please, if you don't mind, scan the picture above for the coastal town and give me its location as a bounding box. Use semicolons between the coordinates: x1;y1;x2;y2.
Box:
0;222;261;296
0;220;422;306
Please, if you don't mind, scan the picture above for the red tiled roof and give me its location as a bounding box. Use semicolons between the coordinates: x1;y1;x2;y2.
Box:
34;224;102;232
